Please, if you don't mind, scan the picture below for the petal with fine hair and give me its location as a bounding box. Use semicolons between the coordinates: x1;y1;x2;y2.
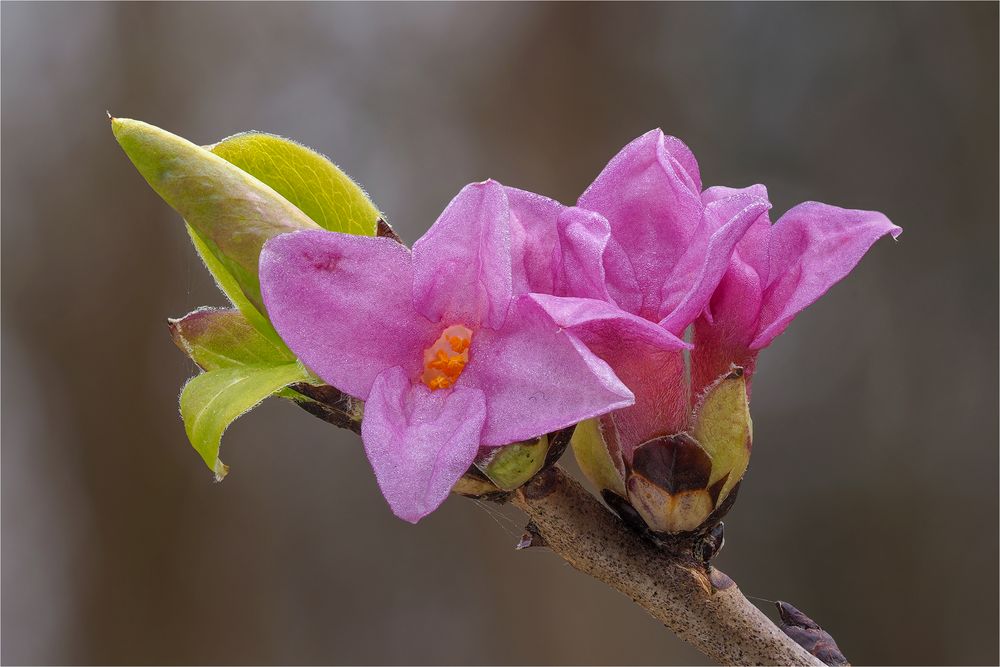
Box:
528;294;691;453
527;294;688;357
506;185;622;303
460;296;634;447
752;202;901;349
691;259;764;396
657;187;771;334
362;366;486;523
578;129;704;318
505;186;563;295
412;180;513;330
259;230;433;399
555;206;619;302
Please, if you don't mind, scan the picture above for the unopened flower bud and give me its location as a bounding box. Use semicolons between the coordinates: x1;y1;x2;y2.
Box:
572;367;752;535
476;426;575;491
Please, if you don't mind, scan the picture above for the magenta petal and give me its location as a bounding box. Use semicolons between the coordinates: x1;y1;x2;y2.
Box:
657;187;771;334
607;350;689;459
259;230;433;399
702;184;772;288
554;206;619;301
578;130;704;318
600;234;644;315
505;186;563;295
691;259;764;396
702;184;769;206
527;294;688;355
412;180;513;330
751;202;901;349
362;366;486;523
661;133;703;194
461;296;634;447
506;185;624;304
528;294;690;452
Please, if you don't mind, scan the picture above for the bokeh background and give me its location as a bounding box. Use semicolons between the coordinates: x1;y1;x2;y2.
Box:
2;2;997;665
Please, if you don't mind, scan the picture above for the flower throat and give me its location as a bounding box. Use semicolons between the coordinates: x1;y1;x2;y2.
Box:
422;325;472;390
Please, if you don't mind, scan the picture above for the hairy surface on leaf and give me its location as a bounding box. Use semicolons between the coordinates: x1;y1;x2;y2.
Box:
169;307;294;370
209;132;380;236
112;118;320;314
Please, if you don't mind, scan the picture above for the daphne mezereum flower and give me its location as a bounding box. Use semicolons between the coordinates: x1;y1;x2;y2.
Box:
505;130;899;533
505;130;769;452
690;184;902;397
258;180;635;523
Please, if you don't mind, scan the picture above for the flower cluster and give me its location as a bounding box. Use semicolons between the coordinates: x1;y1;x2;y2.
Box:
114;118;898;529
259;130;899;525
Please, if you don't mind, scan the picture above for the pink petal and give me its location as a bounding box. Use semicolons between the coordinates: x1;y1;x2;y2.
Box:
691;259;763;397
362;366;486;523
460;296;634;447
527;294;688;355
528;294;690;455
578;130;704;319
505;186;563;295
412;180;513;330
600;234;644;315
702;183;770;207
506;186;626;304
657;187;771;334
554;206;618;302
702;184;773;289
662;133;703;194
259;230;434;399
751;202;901;349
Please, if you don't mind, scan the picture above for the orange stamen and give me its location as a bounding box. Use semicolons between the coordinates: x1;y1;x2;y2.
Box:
422;325;473;390
427;376;453;390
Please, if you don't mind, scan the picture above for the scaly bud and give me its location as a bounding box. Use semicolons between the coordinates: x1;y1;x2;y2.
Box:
572;367;752;536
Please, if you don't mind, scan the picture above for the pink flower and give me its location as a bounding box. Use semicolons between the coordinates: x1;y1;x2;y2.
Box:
258;180;634;522
504;130;899;533
691;186;901;396
507;130;772;452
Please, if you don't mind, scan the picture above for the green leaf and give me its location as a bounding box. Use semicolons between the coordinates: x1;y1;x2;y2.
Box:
182;226;287;347
209;133;380;236
169;307;294;371
180;362;311;480
112;118;320;314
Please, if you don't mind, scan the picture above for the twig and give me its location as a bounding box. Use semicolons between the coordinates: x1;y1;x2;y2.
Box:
511;466;825;666
290;390;826;665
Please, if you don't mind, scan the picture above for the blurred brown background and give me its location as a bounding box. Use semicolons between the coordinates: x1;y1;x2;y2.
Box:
2;2;997;665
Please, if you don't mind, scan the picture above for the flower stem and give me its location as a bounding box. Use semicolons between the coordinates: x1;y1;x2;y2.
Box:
510;466;825;666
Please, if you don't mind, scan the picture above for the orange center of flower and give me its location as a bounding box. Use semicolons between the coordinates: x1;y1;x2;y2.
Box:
422;325;473;390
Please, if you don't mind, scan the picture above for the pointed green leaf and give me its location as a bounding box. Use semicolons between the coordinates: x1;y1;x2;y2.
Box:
209;133;380;236
169;307;294;371
180;362;311;480
112;118;320;314
185;223;286;346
